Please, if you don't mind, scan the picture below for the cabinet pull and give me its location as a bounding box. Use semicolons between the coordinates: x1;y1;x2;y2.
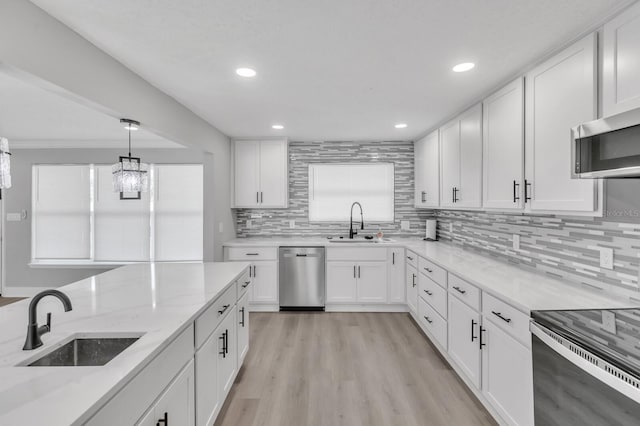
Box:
452;286;466;294
452;187;455;203
218;304;230;315
358;266;361;278
423;289;433;296
392;252;395;265
354;265;356;278
513;180;520;203
256;192;259;203
479;326;486;349
225;329;229;354
260;191;263;203
424;267;433;273
157;412;168;426
525;179;532;202
471;319;478;342
253;265;257;277
412;273;416;287
423;316;433;324
491;311;512;323
407;256;414;261
421;191;426;203
246;253;259;256
240;307;245;327
242;281;250;288
249;267;252;278
453;187;459;203
219;331;227;358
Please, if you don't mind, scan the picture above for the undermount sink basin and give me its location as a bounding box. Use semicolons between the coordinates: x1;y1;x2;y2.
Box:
329;238;393;243
23;333;142;367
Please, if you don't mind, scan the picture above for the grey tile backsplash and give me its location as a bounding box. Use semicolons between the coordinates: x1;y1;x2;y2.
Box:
235;140;640;301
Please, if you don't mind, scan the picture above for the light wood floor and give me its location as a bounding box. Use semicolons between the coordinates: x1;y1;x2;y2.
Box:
215;312;496;426
0;297;23;307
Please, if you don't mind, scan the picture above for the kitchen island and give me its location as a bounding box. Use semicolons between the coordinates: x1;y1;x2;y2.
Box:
0;262;251;426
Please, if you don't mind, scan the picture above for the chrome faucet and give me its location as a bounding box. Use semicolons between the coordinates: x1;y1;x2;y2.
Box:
23;289;73;350
349;201;364;239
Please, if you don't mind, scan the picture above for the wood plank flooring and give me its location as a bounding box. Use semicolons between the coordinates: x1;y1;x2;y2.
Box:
215;312;496;426
0;297;23;307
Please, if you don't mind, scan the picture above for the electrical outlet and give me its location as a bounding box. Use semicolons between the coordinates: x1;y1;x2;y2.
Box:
449;222;453;233
602;311;617;334
513;234;520;251
600;247;614;270
289;220;295;229
246;219;252;229
6;212;21;222
401;220;410;231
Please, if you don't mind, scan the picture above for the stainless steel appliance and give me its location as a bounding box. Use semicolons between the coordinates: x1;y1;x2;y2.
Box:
572;107;640;178
279;247;325;310
530;309;640;426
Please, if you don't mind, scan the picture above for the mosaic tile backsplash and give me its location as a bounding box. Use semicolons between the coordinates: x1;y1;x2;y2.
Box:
235;140;435;237
436;210;640;301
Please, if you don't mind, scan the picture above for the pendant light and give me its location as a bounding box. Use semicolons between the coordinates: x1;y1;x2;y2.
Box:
0;137;11;189
112;119;148;199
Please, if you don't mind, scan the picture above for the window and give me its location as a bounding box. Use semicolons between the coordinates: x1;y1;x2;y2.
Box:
308;163;394;222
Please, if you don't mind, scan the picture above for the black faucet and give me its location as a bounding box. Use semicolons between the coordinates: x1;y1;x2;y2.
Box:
23;289;73;350
349;201;364;239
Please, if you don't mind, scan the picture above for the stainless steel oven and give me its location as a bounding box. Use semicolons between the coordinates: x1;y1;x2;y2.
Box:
572;107;640;178
530;318;640;426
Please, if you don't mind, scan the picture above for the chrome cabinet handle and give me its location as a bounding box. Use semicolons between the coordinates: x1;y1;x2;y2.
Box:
492;311;512;323
452;286;466;294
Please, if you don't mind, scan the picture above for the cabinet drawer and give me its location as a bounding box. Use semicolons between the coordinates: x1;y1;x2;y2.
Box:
195;283;237;349
448;274;481;311
326;247;387;261
418;297;447;350
482;293;531;347
237;270;251;299
405;250;418;268
418;273;447;318
418;257;447;288
225;247;277;261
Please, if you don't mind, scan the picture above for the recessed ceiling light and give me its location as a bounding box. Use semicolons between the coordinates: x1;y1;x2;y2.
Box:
272;124;284;130
236;68;257;77
452;62;475;73
395;123;408;129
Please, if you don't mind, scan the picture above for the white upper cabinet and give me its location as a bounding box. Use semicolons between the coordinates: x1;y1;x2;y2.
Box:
440;104;483;208
94;165;150;262
32;165;91;260
154;164;204;261
483;79;524;210
414;130;440;208
525;33;599;214
233;139;288;208
603;2;640;116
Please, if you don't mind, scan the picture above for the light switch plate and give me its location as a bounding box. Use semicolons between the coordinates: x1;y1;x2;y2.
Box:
401;220;410;231
6;212;22;222
513;234;520;250
600;247;614;270
602;311;617;334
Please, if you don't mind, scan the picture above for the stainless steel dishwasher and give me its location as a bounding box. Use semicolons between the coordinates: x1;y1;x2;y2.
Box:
279;247;325;310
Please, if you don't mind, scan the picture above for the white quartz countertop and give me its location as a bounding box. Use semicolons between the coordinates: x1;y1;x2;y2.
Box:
225;237;639;313
0;262;249;426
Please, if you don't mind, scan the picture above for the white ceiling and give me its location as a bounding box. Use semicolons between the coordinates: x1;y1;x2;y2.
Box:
0;72;180;148
31;0;631;141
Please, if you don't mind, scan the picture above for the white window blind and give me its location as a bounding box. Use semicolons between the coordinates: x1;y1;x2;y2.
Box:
308;163;394;222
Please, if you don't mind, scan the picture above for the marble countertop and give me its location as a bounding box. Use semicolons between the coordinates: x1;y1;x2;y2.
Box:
224;237;639;313
0;262;249;426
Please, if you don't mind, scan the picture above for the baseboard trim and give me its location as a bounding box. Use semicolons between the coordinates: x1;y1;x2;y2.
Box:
1;286;52;297
325;304;408;312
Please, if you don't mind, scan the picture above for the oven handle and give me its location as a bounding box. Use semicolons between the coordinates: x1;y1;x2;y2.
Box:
530;321;640;405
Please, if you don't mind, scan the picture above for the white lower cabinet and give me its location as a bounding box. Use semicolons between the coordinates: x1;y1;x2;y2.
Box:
387;248;406;304
237;291;250;366
357;262;387;302
326;261;387;303
250;261;278;304
138;360;195;426
481;319;534;426
448;296;482;389
406;263;418;314
326;261;358;303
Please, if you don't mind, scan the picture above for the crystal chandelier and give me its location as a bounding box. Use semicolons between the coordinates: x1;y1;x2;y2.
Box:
0;137;11;189
112;119;148;199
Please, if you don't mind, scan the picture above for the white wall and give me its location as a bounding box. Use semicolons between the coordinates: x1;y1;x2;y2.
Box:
0;0;235;262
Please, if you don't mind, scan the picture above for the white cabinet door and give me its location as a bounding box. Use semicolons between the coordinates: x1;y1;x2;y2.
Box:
440;119;461;208
483;79;524;210
356;262;387;303
251;262;278;304
387;248;406;304
525;33;598;214
406;264;418;314
94;165;150;262
414;130;439;208
218;310;237;400
482;320;534;426
237;291;250;366
603;2;640;116
326;262;357;303
195;331;220;426
258;140;288;207
458;104;483;208
154;360;195;426
154;164;204;261
32;165;91;260
448;297;481;388
233;140;260;207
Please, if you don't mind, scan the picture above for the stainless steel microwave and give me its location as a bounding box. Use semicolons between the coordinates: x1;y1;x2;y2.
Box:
572;107;640;178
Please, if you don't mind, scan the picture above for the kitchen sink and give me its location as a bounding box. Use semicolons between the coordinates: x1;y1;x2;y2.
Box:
23;334;142;367
329;238;394;243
